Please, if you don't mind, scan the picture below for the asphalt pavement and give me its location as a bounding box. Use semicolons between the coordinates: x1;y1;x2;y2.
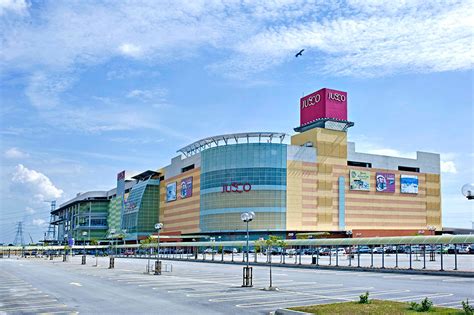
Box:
0;256;472;314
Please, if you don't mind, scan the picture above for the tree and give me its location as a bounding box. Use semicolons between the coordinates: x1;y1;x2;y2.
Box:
254;239;264;254
264;235;286;290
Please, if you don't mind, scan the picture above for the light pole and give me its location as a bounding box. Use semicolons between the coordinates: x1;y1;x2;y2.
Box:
81;231;87;265
462;183;474;200
109;229;116;269
240;211;255;287
154;223;163;275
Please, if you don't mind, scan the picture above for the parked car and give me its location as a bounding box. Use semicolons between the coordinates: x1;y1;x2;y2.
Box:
203;248;217;254
285;249;296;256
124;249;135;256
372;247;383;254
331;248;346;255
318;248;331;256
223;248;238;254
357;246;371;254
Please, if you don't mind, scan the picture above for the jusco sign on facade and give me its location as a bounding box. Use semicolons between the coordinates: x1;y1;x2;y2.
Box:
299;88;348;126
222;182;252;193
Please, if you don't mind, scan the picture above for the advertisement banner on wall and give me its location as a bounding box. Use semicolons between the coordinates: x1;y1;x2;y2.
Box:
349;170;370;191
180;177;193;199
166;182;177;202
401;175;419;194
376;173;395;193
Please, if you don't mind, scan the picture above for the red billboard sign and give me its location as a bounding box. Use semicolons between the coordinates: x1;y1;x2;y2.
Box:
300;88;348;126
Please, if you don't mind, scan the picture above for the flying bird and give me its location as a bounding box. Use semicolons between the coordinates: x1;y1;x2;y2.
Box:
295;49;305;58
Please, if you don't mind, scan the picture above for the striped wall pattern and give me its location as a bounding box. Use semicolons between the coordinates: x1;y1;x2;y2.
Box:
290;127;442;232
160;168;201;235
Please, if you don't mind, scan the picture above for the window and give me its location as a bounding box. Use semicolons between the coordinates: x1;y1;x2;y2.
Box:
181;164;195;173
347;161;372;168
398;166;420;173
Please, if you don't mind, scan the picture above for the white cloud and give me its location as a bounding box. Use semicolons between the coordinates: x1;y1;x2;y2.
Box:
25;206;35;214
32;218;47;227
11;164;63;200
126;88;167;103
118;43;143;58
1;1;469;80
25;72;74;109
441;160;457;174
4;147;29;159
109;137;164;145
219;1;473;78
0;0;28;16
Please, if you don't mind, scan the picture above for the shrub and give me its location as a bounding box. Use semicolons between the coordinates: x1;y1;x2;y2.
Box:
409;298;433;312
420;297;433;312
462;299;473;315
409;302;419;310
359;291;370;304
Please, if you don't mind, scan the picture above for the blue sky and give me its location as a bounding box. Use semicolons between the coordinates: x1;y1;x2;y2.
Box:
0;0;473;243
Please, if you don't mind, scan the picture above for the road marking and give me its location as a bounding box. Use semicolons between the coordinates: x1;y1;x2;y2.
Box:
235;289;408;309
278;283;343;290
391;293;454;301
0;304;69;312
383;275;413;279
0;299;59;307
210;286;376;303
436;301;463;306
443;278;473;282
236;296;347;308
69;282;82;287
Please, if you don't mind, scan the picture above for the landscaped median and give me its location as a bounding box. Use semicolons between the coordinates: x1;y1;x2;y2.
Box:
275;292;472;315
284;300;463;314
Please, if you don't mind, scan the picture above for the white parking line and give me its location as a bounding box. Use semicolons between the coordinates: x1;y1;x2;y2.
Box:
0;304;69;312
236;296;347;308
391;293;454;301
443;278;473;282
383;275;413;279
435;301;464;306
210;286;377;303
235;289;408;309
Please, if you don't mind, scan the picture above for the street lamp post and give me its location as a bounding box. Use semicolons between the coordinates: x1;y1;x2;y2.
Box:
109;229;116;269
240;211;255;287
81;231;87;265
462;183;474;200
154;223;163;275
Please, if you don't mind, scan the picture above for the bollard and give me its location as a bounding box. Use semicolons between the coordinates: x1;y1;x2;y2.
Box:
242;266;253;287
440;244;444;271
50;254;53;260
454;244;458;271
395;246;399;268
63;254;67;262
154;260;162;275
109;257;115;269
81;255;86;265
423;246;426;269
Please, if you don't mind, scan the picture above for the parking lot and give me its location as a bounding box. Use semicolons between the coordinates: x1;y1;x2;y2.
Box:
0;255;472;314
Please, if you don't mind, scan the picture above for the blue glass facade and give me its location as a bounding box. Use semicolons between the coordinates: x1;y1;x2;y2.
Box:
200;143;287;233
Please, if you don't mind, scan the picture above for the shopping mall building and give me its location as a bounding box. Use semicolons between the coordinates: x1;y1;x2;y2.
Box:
50;88;442;244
